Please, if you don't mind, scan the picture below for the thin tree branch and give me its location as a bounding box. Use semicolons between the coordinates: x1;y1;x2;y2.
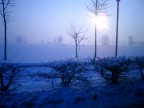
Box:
87;0;108;16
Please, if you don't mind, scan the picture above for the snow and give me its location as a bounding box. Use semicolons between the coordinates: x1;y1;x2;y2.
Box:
0;44;144;63
0;44;144;108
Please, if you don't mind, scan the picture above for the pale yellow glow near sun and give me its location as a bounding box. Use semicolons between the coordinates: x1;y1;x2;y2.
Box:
88;13;109;30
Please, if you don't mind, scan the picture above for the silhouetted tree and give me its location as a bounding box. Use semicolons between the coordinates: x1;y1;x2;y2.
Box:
0;0;14;60
54;36;63;44
87;0;108;58
67;24;86;58
101;35;109;46
128;35;134;46
57;35;63;44
53;38;57;44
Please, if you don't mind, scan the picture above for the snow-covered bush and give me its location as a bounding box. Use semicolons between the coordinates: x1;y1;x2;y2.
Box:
49;60;85;86
0;63;18;92
96;57;131;84
134;56;144;80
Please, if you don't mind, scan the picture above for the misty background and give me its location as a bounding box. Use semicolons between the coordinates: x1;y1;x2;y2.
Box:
0;0;143;45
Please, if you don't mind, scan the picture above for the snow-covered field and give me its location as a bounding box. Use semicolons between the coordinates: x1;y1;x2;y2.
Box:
0;44;144;62
0;44;144;108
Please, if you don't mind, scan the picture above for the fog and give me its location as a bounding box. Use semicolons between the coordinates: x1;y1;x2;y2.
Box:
0;0;144;46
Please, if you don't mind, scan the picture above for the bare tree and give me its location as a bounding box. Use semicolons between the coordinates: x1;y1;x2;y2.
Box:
57;35;63;44
67;25;86;58
53;38;57;44
0;0;14;60
87;0;108;58
54;36;63;44
128;35;134;46
101;35;109;46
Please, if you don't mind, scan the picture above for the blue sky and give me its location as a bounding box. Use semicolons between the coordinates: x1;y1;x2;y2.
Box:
0;0;144;45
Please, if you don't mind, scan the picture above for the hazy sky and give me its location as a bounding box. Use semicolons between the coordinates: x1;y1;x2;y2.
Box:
0;0;144;45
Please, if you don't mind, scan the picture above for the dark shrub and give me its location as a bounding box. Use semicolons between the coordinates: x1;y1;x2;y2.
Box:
0;63;18;92
95;57;131;84
49;60;85;86
134;56;144;80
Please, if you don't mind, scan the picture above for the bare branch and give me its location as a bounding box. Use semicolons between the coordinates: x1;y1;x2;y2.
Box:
0;0;13;17
87;0;109;58
67;24;87;58
87;0;108;16
67;25;86;44
4;0;13;10
78;30;87;45
0;10;3;16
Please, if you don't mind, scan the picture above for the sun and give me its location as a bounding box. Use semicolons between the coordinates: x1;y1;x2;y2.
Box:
88;12;109;30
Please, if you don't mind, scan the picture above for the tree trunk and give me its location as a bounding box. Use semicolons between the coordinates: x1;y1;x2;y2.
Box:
4;16;7;60
76;44;78;58
0;73;4;87
94;23;97;59
112;73;118;84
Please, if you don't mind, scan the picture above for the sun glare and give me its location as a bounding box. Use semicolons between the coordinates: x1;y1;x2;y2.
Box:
88;13;109;30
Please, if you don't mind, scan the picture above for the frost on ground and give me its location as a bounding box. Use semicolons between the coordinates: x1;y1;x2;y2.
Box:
0;57;144;108
0;78;144;108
